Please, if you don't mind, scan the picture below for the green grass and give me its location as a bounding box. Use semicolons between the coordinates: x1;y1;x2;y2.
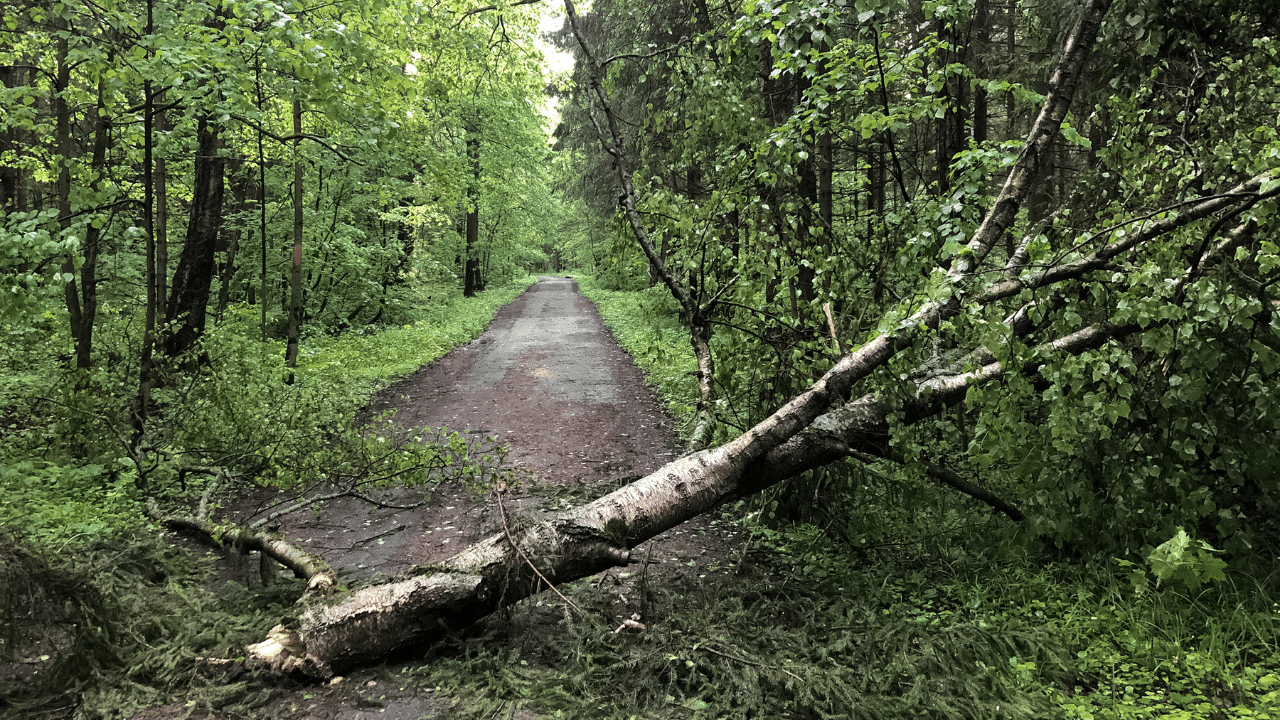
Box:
574;275;700;434
296;279;536;388
0;278;536;543
398;530;1280;720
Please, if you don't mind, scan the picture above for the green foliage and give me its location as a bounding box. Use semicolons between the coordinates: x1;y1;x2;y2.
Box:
1145;529;1229;593
0;531;298;718
0;279;531;543
1117;528;1230;596
0;209;68;327
0;462;141;545
1053;563;1280;720
402;518;1280;720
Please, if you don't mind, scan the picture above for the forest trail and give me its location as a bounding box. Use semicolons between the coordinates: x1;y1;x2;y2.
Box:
366;275;682;487
205;277;742;720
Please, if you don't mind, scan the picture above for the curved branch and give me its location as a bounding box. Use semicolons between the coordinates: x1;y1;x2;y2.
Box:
602;42;686;69
230;115;365;165
978;176;1278;304
848;449;1023;521
148;503;338;596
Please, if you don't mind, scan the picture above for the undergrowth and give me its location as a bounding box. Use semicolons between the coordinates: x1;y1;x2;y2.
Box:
402;531;1280;719
0;278;534;543
1;531;298;719
0;279;534;716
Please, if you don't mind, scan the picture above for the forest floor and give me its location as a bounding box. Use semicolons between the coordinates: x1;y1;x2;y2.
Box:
136;276;747;719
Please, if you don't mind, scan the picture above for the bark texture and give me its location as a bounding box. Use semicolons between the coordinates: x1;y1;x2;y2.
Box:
164;118;225;359
464;127;480;298
158;513;338;596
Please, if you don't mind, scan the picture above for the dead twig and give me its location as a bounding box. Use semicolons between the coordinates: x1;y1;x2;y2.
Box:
494;489;584;615
698;643;804;683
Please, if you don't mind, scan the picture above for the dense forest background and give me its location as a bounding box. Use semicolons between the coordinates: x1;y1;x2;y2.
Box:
3;0;1280;717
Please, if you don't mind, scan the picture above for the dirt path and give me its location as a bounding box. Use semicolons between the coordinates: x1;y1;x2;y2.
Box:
368;275;682;487
183;277;745;720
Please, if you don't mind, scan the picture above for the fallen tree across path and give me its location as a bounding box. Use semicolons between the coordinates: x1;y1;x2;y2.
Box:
237;0;1280;678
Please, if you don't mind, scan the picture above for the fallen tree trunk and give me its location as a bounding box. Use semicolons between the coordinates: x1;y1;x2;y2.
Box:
241;0;1119;677
157;514;339;595
148;494;339;596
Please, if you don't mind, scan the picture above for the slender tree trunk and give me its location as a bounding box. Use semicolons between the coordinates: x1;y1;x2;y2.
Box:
156;105;169;313
1005;0;1017;135
285;98;303;374
464;124;480;298
68;79;111;370
53;61;110;370
795;73;819;308
134;0;157;453
257;69;268;340
218;162;247;316
972;0;990;145
0;63;22;210
563;0;717;450
54;29;80;359
935;14;969;193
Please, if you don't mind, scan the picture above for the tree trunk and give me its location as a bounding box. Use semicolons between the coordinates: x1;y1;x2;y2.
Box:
463;125;480;298
69;79;111;371
285;98;303;374
256;70;268;340
54;62;107;370
972;0;990;146
0;63;23;211
164;117;225;360
134;0;158;453
216;164;245;317
156;104;169;314
54;29;78;360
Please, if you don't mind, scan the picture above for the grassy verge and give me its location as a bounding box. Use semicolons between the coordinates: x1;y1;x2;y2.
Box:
297;278;536;392
0;278;536;541
573;275;699;435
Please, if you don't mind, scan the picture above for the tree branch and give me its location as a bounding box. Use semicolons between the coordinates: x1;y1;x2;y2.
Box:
230;115;365;165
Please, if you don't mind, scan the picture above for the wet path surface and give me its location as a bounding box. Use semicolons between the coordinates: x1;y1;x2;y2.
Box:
369;276;682;483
